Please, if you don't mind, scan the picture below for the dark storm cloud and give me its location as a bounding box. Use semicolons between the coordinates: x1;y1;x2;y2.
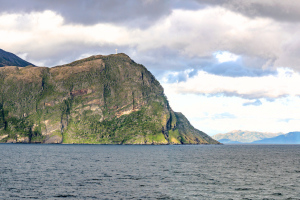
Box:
0;0;172;28
242;99;262;106
2;0;299;27
192;0;300;22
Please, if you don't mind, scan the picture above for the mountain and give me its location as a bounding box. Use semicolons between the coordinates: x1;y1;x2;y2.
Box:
252;132;300;144
218;139;242;144
212;130;283;143
0;52;219;144
0;49;34;67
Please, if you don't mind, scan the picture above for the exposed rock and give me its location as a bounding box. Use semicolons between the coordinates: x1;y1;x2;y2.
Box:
17;137;29;143
6;138;16;143
44;135;63;144
42;120;61;136
71;89;90;97
0;134;8;141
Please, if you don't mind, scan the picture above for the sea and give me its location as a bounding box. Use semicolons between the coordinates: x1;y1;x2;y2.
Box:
0;144;299;199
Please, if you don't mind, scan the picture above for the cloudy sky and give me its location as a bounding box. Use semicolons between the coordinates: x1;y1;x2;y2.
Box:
1;0;299;135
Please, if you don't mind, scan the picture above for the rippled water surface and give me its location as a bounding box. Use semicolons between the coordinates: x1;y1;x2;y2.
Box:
0;144;300;199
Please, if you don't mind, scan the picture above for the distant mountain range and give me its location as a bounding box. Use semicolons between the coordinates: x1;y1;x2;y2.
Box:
218;139;242;144
213;130;300;144
212;130;284;143
0;49;34;67
252;132;300;144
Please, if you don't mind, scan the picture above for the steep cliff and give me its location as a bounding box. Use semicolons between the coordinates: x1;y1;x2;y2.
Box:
0;53;219;144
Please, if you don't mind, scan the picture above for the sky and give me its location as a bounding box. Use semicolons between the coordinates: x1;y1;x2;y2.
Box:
0;0;299;136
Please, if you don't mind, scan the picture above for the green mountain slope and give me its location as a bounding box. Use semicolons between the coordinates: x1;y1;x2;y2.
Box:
0;49;34;67
0;53;220;144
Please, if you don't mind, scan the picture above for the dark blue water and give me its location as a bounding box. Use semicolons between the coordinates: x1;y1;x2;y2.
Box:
0;144;299;199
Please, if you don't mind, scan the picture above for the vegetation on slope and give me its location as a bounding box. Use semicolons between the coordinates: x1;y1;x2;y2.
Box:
0;53;219;144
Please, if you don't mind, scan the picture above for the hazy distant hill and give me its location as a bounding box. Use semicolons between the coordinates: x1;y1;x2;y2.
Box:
218;139;242;144
212;130;284;143
0;49;34;67
252;132;300;144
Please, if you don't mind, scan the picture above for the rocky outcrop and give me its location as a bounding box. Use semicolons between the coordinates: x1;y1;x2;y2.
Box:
2;135;29;143
0;52;220;145
44;135;62;144
0;134;8;141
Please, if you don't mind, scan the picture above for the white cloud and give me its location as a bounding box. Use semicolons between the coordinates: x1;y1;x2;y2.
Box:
0;7;299;72
16;52;28;60
162;68;300;135
0;10;130;64
242;99;262;106
215;51;239;63
162;68;300;99
164;92;300;135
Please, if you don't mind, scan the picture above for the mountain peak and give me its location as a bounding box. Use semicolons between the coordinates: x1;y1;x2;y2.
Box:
0;49;34;67
61;53;134;68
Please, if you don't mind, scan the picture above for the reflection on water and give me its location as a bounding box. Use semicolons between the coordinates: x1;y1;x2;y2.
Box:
0;144;299;199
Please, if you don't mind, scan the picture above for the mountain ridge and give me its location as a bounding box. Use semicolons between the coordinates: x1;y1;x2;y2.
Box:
0;49;34;67
252;132;300;144
213;130;284;143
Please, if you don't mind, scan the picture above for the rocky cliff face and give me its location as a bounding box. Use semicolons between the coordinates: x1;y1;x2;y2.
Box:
0;53;219;144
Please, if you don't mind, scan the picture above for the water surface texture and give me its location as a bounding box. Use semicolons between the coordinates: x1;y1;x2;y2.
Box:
0;144;300;199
